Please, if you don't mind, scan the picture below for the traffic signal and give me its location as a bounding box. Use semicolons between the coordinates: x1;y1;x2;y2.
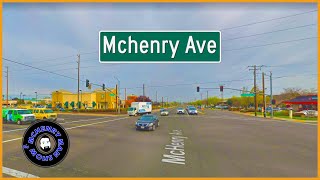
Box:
102;84;105;91
272;99;276;105
220;86;223;92
197;86;200;92
86;79;90;87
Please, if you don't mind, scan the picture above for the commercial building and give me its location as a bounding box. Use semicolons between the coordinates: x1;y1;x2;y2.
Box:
283;95;317;111
51;89;117;109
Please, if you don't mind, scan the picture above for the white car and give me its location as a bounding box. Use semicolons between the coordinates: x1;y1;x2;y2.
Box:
300;110;318;117
176;108;185;114
160;109;169;116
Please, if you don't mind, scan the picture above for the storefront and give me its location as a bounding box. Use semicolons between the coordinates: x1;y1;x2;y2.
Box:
283;95;317;111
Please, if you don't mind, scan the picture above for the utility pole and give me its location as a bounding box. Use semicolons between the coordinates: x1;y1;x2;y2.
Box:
270;71;273;118
77;54;80;110
166;97;168;108
35;92;38;106
104;90;107;110
156;91;158;103
162;97;164;107
5;66;8;107
262;72;266;118
206;91;209;107
114;77;120;114
80;90;82;109
116;84;118;112
124;88;127;104
249;65;262;116
143;84;145;102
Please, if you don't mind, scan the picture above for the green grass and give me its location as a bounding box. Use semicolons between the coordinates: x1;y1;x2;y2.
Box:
246;112;317;121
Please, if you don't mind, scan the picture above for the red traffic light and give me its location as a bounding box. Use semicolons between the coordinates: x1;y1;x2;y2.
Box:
220;86;223;92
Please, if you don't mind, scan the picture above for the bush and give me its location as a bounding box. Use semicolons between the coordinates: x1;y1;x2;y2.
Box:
273;110;289;116
229;107;240;111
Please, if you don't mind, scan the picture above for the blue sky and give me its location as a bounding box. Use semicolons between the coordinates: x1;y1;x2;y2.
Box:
3;3;317;102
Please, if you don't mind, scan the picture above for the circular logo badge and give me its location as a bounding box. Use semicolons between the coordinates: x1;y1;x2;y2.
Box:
22;121;69;167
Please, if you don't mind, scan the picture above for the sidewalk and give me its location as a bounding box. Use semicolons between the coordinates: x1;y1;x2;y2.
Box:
230;111;317;124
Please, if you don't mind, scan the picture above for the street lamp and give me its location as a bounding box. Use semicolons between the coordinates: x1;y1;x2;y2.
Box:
35;92;38;107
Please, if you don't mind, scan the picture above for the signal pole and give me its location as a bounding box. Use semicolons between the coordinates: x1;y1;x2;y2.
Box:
156;91;158;103
77;54;80;110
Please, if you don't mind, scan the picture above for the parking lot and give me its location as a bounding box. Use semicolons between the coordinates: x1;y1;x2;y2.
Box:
2;109;317;177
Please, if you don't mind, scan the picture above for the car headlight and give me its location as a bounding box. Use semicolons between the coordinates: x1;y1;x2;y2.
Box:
135;122;138;125
149;123;154;126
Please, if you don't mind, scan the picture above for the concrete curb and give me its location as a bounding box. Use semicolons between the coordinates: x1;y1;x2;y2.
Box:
230;111;317;124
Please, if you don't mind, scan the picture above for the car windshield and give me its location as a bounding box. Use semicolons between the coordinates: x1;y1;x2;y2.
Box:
189;107;196;110
161;109;167;112
17;110;32;114
139;116;154;122
177;108;183;110
128;107;135;111
44;110;54;113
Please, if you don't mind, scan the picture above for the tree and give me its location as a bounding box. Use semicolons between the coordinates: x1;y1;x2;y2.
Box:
17;99;25;105
39;100;46;106
135;96;152;102
64;102;69;108
125;96;138;107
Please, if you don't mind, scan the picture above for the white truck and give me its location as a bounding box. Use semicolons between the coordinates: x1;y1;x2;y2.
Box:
127;102;152;116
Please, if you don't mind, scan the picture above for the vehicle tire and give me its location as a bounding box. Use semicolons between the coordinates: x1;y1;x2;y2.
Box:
43;117;47;120
152;124;156;131
17;120;22;125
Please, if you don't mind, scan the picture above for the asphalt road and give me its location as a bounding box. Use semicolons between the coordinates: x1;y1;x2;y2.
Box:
2;109;317;177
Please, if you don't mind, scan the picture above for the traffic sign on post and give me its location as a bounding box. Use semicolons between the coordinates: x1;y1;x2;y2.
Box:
241;93;255;97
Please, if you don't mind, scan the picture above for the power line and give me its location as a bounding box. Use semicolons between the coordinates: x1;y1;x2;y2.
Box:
223;23;316;41
224;36;317;52
3;57;106;89
18;51;98;63
220;9;317;31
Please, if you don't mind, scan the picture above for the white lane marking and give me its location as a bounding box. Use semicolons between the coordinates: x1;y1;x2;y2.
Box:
3;167;39;178
61;116;110;124
65;117;128;130
3;117;112;133
2;117;128;143
3;137;22;143
3;128;28;133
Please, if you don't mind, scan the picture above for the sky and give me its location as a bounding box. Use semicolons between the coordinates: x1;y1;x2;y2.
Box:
3;3;318;102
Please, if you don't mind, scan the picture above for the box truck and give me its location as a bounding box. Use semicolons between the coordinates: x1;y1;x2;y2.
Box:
127;102;152;116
